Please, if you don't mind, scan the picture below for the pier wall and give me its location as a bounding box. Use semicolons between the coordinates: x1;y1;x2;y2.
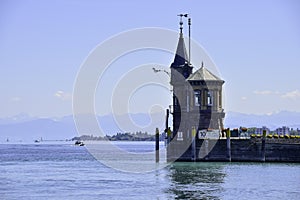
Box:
167;138;300;162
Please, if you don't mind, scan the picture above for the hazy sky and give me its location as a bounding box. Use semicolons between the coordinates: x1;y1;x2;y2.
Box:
1;0;300;118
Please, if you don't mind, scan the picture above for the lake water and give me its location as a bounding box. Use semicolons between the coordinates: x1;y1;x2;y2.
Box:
0;142;299;199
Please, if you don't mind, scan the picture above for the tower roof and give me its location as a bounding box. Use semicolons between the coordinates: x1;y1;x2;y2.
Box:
187;64;222;81
171;33;188;67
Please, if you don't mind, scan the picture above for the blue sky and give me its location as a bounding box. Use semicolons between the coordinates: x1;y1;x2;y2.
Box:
1;0;300;118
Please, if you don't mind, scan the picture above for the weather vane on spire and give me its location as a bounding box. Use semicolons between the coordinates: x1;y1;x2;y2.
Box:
177;13;191;64
177;14;188;33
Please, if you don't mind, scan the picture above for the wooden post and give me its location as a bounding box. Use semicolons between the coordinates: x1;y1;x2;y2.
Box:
155;128;159;163
191;127;196;161
261;130;266;162
167;127;171;145
165;109;170;147
165;109;169;132
226;128;231;162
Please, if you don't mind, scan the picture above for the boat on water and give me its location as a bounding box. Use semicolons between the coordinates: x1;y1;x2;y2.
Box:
75;141;85;146
34;137;43;143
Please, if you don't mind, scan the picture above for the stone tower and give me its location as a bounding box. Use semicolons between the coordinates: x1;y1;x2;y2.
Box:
170;23;193;139
170;17;225;143
186;62;225;131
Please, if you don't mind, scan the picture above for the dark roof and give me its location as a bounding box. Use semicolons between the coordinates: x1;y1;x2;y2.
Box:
187;66;222;81
171;33;188;67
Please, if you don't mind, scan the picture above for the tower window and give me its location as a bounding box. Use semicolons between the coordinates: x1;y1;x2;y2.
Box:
177;132;183;141
207;91;213;106
194;90;201;106
183;72;188;79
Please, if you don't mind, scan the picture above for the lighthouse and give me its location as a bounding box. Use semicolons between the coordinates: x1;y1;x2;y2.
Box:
167;15;225;161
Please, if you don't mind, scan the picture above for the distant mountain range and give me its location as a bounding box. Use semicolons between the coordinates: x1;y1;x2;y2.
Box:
1;111;299;142
225;111;300;130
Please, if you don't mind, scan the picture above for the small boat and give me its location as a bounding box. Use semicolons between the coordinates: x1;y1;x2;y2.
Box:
75;141;84;146
267;134;273;138
284;135;290;139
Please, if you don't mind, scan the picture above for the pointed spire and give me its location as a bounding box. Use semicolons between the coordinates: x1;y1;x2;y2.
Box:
171;14;189;67
171;34;188;67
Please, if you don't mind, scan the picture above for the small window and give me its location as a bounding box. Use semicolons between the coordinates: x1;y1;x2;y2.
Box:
194;90;201;106
177;132;183;141
207;91;213;106
183;71;189;79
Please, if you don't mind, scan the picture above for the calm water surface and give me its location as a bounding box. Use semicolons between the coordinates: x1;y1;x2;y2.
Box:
0;142;299;199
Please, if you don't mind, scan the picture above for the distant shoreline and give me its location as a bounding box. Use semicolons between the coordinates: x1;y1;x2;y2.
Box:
71;132;165;142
